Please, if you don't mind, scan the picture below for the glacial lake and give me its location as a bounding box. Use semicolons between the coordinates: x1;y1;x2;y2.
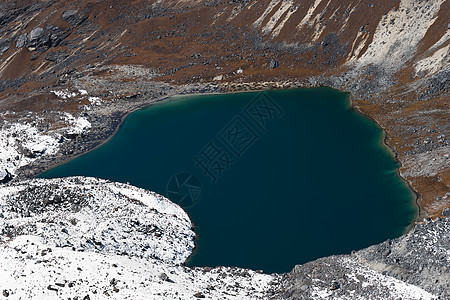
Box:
39;88;417;273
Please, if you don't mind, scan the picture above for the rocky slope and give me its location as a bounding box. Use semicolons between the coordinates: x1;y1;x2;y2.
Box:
0;177;448;299
0;177;273;299
274;217;450;299
0;0;448;217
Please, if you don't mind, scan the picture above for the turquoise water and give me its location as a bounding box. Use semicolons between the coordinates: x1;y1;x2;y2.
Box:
39;88;417;274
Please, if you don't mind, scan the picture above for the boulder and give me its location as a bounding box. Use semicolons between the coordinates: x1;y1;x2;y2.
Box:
193;292;205;298
15;26;68;52
269;59;278;69
16;34;28;48
26;27;52;50
442;207;450;217
28;27;45;45
46;25;70;47
159;273;169;281
0;169;13;184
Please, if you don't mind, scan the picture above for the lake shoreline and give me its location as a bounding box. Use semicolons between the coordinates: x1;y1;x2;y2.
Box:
37;87;419;273
27;82;421;233
23;81;427;233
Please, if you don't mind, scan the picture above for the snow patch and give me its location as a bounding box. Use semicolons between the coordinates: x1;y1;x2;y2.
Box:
0;177;194;263
272;3;298;37
340;257;436;300
62;112;91;135
0;123;61;178
79;89;88;95
52;89;78;99
430;28;450;52
52;89;104;108
0;113;92;180
261;0;294;35
296;0;324;29
88;96;103;105
253;0;280;28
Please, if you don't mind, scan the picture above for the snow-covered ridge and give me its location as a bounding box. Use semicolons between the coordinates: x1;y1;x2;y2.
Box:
0;177;194;263
0;177;274;299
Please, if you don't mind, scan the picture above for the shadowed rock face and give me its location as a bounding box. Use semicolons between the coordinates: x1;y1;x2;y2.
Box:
62;9;89;26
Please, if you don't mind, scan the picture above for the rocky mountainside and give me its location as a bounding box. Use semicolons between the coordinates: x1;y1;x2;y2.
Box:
0;0;448;217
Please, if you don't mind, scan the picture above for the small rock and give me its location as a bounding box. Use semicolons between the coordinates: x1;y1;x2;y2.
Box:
269;59;279;69
159;273;169;281
47;285;58;292
15;34;28;48
0;38;9;53
2;289;9;297
330;281;340;290
193;292;205;298
442;207;450;217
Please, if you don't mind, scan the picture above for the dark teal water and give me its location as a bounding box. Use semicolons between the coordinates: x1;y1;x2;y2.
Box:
39;88;417;274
